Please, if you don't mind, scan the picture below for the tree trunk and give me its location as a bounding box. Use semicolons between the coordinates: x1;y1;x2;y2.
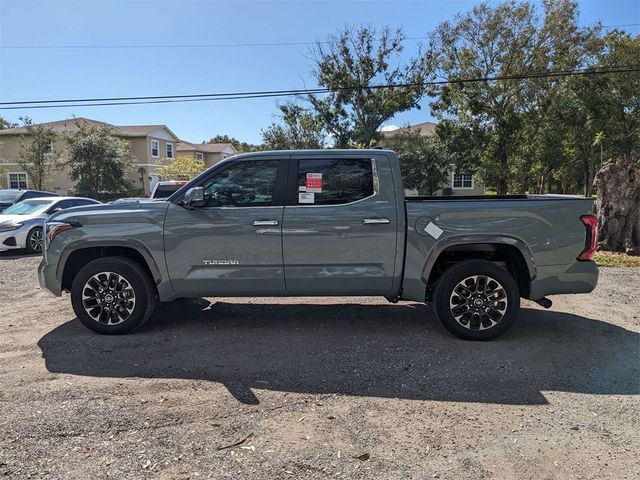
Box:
593;156;640;255
497;141;508;194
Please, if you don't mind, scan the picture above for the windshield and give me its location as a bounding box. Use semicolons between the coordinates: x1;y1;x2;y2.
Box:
3;199;55;215
0;191;22;202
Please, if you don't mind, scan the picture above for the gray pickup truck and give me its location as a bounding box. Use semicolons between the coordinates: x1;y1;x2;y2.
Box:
39;149;598;340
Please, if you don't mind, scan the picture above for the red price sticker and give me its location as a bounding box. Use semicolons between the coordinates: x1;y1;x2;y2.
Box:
306;173;323;193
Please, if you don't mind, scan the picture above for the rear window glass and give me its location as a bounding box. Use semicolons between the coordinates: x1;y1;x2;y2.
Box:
297;159;375;205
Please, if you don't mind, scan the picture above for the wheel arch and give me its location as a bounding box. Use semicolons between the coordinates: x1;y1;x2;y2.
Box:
422;235;536;301
59;240;161;293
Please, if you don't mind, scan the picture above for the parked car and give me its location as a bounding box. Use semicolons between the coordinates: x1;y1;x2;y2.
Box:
39;149;598;340
150;181;188;199
0;197;100;254
0;189;58;213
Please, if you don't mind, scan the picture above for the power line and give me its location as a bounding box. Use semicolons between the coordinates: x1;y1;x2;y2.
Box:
1;65;638;111
0;36;429;50
1;24;637;50
602;23;640;28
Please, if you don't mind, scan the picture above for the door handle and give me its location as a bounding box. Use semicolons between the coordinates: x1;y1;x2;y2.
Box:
252;220;279;226
362;218;390;224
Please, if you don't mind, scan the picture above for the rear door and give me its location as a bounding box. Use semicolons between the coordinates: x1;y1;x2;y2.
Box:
281;154;399;295
164;157;289;295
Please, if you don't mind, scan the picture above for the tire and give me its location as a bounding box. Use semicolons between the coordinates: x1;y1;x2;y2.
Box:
26;227;44;254
433;260;520;341
70;256;157;334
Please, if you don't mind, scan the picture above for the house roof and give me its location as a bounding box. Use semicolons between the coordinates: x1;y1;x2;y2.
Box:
0;117;180;141
176;141;236;154
380;121;437;138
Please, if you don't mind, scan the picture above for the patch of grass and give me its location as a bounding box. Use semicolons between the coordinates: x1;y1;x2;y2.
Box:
593;251;640;267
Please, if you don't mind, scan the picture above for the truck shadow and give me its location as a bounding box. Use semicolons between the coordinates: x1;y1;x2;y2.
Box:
38;301;639;405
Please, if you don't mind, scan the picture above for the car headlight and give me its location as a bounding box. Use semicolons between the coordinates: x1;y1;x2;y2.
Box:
46;221;81;246
0;223;23;233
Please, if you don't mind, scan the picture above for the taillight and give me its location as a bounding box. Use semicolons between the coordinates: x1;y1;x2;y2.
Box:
577;214;598;261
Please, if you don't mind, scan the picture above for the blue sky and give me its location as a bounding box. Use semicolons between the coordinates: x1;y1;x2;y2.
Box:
0;0;638;144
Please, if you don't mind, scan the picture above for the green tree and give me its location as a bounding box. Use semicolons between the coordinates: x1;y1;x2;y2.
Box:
390;131;450;195
0;117;18;130
157;155;205;180
65;120;134;200
308;25;432;147
17;117;62;190
430;0;595;194
207;134;262;153
261;103;326;149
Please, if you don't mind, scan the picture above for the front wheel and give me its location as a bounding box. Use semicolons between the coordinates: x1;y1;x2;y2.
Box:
26;227;44;254
433;260;520;341
70;257;157;334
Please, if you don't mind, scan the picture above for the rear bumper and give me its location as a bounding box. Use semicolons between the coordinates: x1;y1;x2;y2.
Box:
38;257;62;297
530;260;599;299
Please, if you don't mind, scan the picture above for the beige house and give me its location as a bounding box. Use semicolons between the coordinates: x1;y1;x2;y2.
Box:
176;141;237;168
380;121;485;196
0;117;219;196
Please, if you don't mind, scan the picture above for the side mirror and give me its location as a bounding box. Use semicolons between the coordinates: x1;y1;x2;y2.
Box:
183;187;205;208
47;207;63;215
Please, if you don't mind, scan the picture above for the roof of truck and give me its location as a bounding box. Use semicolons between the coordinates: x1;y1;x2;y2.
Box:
227;148;395;160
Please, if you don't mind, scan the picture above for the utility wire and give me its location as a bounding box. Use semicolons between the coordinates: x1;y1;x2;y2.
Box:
1;24;637;50
1;65;638;111
0;36;429;50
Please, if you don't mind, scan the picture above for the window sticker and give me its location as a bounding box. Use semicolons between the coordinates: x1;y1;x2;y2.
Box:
305;173;323;193
298;192;315;204
299;185;307;192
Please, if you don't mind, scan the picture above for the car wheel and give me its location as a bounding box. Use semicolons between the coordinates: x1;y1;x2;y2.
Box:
70;256;157;334
26;227;44;254
433;260;520;341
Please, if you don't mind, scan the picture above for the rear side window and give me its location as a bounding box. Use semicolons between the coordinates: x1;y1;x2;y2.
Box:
297;158;375;205
202;160;280;207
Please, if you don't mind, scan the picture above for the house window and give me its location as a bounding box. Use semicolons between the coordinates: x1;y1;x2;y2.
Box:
195;152;204;161
166;142;174;159
452;172;474;189
8;172;28;189
151;140;159;158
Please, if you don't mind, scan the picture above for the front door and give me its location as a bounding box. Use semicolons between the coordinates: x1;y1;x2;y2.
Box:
282;155;399;295
164;158;288;295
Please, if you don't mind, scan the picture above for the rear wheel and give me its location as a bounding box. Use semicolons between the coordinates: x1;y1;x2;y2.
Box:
433;260;520;340
70;257;157;334
26;227;44;254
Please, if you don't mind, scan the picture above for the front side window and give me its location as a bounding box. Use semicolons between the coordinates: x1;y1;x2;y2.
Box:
202;160;279;207
453;172;473;189
296;158;375;205
151;140;159;157
8;172;27;189
166;142;174;159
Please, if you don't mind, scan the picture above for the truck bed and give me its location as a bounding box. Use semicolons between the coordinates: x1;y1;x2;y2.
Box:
401;194;597;302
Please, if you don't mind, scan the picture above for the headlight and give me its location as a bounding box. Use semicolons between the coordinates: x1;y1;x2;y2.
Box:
0;223;23;233
45;221;81;246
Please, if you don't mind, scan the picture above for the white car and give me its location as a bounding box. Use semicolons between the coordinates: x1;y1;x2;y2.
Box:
0;197;100;254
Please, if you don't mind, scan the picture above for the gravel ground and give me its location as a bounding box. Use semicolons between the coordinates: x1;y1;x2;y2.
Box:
0;253;638;479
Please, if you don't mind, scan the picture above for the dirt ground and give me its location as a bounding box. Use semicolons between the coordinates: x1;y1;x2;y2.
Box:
0;253;638;479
